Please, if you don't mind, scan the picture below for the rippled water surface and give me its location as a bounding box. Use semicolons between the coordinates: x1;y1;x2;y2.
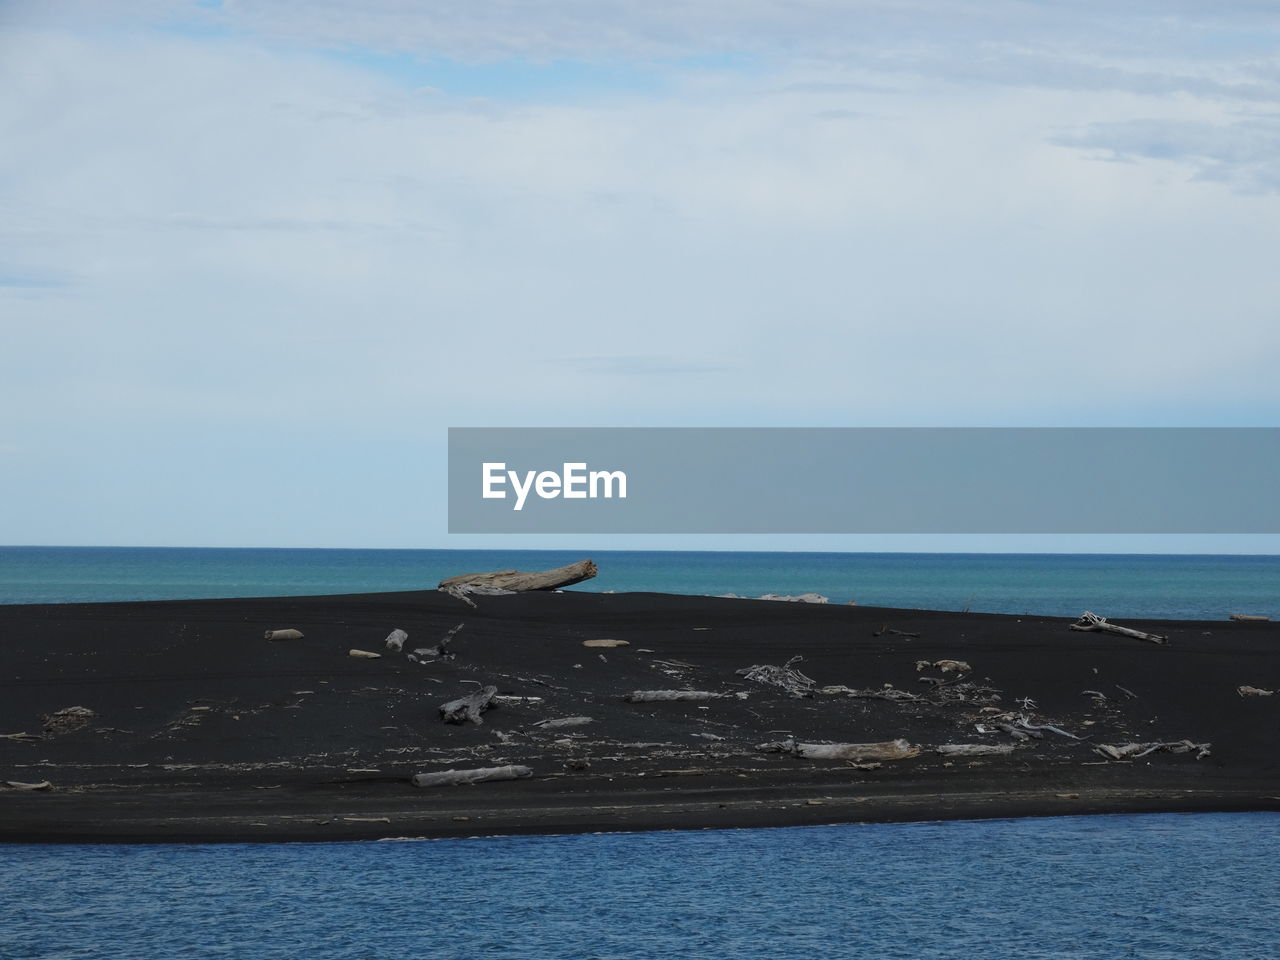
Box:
2;546;1277;618
2;813;1277;959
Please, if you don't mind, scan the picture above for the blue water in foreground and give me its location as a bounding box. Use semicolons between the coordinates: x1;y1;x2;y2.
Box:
2;813;1278;959
1;546;1277;618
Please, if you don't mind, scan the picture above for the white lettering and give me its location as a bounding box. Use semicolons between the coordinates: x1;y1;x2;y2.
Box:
482;462;627;510
590;469;627;499
482;463;506;499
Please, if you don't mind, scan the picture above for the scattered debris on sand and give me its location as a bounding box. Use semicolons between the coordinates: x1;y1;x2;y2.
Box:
916;659;971;673
42;706;95;734
736;656;815;698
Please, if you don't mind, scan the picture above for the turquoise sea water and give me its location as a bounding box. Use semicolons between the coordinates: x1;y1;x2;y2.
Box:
2;813;1278;959
1;546;1277;618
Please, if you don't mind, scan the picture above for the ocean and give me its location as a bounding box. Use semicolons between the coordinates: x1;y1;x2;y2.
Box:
2;813;1278;959
1;546;1277;619
2;547;1277;958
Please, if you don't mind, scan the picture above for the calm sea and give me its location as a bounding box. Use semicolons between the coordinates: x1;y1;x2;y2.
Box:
2;548;1277;958
2;814;1278;959
1;546;1277;619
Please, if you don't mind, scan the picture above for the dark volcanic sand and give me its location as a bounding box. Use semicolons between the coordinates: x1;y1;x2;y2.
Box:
1;590;1277;842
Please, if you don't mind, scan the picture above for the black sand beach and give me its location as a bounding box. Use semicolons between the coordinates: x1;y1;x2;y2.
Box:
2;589;1276;842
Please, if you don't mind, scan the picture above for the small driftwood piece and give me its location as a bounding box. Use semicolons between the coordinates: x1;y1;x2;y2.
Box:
1237;685;1274;697
264;628;303;641
440;685;498;724
411;623;463;663
1070;611;1167;644
583;639;629;648
1;732;42;742
410;765;532;787
384;628;408;653
935;743;1016;757
736;656;815;698
758;738;921;761
624;690;723;703
2;780;52;791
348;649;381;659
438;559;598;606
1230;614;1270;622
874;626;920;638
532;716;593;730
492;695;543;706
1095;740;1211;761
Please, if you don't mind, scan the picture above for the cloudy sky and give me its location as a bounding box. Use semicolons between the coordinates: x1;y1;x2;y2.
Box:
2;1;1278;550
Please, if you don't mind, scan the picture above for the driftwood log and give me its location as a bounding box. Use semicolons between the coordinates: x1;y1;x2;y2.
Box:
935;743;1016;757
440;685;498;724
410;765;532;787
411;623;464;662
1237;685;1274;697
1070;611;1167;644
758;738;921;761
624;690;724;703
264;629;303;641
438;559;598;605
384;628;408;652
1094;740;1211;761
1230;614;1270;622
532;716;593;729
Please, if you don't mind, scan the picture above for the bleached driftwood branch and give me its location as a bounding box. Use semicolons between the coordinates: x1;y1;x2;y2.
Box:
736;656;816;698
624;690;724;703
1070;611;1167;644
1094;740;1211;760
935;743;1016;757
410;765;532;787
757;738;921;761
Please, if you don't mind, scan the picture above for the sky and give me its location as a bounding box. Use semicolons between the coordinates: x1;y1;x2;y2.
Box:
1;1;1278;552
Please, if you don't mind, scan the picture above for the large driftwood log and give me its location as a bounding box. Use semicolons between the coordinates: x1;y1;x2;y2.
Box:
1070;611;1167;644
410;765;532;787
439;685;498;724
438;559;598;605
1230;614;1270;622
264;628;304;641
758;738;921;761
